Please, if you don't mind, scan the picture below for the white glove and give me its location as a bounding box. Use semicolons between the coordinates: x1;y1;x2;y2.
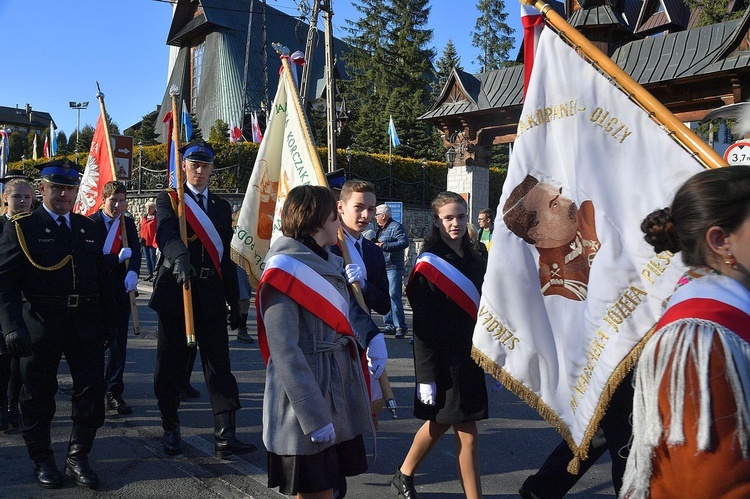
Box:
366;333;387;379
345;263;366;290
418;382;437;406
310;423;336;443
118;247;132;263
124;271;139;293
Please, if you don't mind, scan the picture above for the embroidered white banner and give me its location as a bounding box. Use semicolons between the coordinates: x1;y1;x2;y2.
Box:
231;57;327;286
472;29;705;456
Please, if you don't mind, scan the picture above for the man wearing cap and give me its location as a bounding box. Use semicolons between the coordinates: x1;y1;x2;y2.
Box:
89;181;141;415
0;159;116;490
149;139;256;459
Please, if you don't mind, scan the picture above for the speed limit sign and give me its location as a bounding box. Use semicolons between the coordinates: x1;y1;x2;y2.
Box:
723;140;750;165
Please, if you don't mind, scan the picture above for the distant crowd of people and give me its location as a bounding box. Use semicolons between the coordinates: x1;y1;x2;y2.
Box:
0;140;747;499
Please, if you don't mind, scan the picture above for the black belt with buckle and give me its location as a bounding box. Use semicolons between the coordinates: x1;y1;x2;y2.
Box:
28;294;99;308
197;267;217;279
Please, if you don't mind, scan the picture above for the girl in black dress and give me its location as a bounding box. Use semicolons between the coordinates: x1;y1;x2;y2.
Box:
392;191;488;499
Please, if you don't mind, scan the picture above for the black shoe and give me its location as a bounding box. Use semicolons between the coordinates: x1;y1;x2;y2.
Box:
182;384;200;399
518;486;542;499
214;411;257;459
395;328;407;339
7;405;20;429
236;329;255;344
65;455;99;489
391;468;420;498
34;456;63;489
0;408;7;431
162;427;183;456
106;392;133;415
382;326;397;335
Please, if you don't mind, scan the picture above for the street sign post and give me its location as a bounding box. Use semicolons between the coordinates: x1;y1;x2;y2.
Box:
111;134;134;180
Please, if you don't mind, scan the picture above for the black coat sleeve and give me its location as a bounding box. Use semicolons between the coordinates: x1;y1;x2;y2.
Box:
362;241;390;316
155;190;188;265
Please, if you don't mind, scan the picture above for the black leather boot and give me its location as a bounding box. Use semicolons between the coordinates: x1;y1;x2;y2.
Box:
162;421;183;456
33;455;63;489
214;411;257;459
64;426;99;489
7;404;20;429
27;434;63;489
391;467;421;498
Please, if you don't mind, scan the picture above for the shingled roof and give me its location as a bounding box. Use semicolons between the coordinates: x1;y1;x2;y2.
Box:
157;0;349;141
422;9;750;124
0;105;54;131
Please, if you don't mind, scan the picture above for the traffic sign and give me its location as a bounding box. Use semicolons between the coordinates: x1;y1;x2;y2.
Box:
111;134;134;180
723;140;750;166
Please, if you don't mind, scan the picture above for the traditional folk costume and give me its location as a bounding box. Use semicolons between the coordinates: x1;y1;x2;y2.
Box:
622;270;750;498
256;236;372;495
406;239;488;424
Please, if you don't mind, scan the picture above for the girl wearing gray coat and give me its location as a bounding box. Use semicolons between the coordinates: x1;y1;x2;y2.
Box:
256;186;372;499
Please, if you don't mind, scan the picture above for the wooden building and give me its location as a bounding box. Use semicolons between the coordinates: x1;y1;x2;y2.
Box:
157;0;349;141
421;1;750;169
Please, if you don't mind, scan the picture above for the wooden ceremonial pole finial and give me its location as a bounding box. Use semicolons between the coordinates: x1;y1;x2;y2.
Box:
169;84;196;347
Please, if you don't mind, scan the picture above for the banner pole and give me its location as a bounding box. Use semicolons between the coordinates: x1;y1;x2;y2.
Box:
522;0;727;170
169;85;197;348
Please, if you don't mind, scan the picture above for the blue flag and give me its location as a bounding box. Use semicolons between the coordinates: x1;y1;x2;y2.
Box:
388;115;400;147
182;100;193;142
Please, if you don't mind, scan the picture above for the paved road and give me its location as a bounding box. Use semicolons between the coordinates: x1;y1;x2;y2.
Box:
0;282;616;498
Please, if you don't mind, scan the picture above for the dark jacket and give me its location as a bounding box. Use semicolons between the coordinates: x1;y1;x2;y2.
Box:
149;187;240;317
331;237;390;316
376;218;409;271
90;211;141;303
408;238;488;424
0;207;116;345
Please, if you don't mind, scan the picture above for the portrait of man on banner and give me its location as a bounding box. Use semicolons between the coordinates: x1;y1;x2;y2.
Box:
503;174;600;301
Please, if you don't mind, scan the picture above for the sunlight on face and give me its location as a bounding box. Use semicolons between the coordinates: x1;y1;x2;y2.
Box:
435;201;467;244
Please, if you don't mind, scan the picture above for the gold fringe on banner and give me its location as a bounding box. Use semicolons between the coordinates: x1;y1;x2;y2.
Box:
472;328;656;467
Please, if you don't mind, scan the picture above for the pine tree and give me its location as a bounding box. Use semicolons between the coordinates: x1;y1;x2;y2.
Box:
473;0;515;72
209;119;230;144
135;113;159;146
433;40;463;102
189;113;203;141
56;131;69;155
382;0;440;158
342;0;390;152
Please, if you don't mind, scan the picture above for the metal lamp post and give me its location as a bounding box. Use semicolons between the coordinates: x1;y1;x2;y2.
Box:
137;140;143;193
421;157;427;204
346;146;352;179
69;101;89;163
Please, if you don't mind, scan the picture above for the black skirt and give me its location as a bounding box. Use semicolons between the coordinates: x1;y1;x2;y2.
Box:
267;435;367;495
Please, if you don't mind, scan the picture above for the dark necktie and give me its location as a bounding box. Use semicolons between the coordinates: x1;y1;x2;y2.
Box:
57;215;69;233
354;240;362;256
106;219;113;232
196;193;206;212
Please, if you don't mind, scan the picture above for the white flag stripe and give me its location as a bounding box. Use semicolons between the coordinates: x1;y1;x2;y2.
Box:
472;29;704;455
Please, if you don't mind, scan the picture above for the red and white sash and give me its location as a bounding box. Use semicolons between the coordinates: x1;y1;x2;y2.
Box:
168;190;223;278
102;216;122;255
256;253;370;393
656;274;750;344
407;253;480;320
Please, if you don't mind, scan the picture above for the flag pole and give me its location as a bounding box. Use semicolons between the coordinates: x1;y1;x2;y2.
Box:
169;84;197;347
95;83;142;334
278;54;328;185
521;0;728;170
337;227;398;423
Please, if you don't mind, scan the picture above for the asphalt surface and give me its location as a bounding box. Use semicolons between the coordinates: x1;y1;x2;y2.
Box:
0;281;616;498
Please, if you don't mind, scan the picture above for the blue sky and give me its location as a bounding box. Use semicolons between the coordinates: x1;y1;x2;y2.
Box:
2;0;523;138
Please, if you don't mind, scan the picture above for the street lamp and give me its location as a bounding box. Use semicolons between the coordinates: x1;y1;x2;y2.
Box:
137;140;143;193
346;146;352;179
421;157;427;204
69;101;89;162
445;147;457;168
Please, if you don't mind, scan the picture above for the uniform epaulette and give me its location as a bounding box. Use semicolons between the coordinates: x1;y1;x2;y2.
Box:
9;212;33;223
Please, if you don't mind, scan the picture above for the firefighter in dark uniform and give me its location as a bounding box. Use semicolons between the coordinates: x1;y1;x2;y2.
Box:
149;140;256;458
0;160;116;490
